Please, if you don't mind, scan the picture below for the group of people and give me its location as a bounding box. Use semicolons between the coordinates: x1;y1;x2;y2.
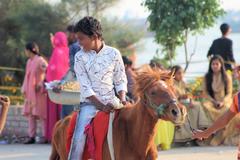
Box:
144;23;239;149
20;25;80;144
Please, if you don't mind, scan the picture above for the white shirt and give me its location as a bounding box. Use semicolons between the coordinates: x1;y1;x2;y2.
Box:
74;44;127;105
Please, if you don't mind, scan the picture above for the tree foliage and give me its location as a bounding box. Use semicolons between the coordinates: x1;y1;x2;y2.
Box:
0;0;143;68
0;0;68;67
61;0;118;19
102;18;144;56
143;0;224;66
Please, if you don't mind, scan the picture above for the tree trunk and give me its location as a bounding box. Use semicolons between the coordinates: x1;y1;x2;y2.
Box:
184;30;188;72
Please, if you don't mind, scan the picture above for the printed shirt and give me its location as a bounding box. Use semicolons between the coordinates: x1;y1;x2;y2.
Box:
74;43;127;104
230;92;240;113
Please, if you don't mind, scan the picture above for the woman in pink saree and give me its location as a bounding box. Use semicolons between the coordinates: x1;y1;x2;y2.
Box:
46;32;69;142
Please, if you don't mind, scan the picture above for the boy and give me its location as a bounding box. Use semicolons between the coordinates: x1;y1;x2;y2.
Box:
68;16;127;160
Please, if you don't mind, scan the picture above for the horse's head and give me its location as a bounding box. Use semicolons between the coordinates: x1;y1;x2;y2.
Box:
134;66;186;125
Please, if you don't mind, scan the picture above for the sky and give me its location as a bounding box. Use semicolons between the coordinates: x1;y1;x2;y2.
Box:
105;0;240;19
50;0;240;19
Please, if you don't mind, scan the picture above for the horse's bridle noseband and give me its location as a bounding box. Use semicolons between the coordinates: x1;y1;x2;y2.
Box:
144;93;177;117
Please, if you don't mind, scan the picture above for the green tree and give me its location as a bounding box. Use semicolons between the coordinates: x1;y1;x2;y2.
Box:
0;0;68;67
60;0;118;19
143;0;224;69
102;18;144;56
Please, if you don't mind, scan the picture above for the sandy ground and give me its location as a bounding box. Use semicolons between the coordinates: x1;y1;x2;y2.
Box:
0;144;237;160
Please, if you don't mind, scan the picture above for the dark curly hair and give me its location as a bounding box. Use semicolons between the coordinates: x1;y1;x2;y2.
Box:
74;16;103;39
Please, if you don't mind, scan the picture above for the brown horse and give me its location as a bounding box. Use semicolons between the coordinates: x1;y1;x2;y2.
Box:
50;66;187;160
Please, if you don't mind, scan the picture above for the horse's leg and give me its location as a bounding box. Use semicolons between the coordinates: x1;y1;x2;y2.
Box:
55;118;70;160
49;142;60;160
146;144;158;160
50;117;70;160
102;140;111;160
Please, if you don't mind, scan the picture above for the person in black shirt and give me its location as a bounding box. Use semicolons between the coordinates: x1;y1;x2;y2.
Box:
207;23;235;70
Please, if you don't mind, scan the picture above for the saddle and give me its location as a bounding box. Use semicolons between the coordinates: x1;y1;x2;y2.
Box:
66;111;118;160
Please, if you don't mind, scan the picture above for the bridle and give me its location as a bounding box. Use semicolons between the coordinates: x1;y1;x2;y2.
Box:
144;93;177;117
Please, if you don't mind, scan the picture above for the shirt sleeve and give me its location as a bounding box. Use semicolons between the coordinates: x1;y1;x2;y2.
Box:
74;54;95;98
113;50;128;93
228;40;235;63
230;93;239;113
207;41;214;58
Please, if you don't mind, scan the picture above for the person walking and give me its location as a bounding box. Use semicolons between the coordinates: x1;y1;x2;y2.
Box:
207;23;235;71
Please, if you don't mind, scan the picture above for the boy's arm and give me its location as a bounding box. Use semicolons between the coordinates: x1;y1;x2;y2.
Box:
193;109;236;139
113;51;128;103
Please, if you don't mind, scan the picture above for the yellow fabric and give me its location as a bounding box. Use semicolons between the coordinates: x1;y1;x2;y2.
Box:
154;120;174;150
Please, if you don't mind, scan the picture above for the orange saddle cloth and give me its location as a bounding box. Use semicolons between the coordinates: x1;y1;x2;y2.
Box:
66;111;111;160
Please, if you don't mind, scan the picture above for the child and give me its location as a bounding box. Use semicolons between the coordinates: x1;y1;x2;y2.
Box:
69;16;127;160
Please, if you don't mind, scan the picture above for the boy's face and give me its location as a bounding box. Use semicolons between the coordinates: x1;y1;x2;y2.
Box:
76;31;95;52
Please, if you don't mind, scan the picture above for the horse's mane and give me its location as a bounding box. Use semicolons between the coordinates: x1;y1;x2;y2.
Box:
133;65;174;99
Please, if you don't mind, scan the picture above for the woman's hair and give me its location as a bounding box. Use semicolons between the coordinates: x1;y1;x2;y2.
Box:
205;55;228;98
171;65;182;76
74;16;103;39
25;42;40;55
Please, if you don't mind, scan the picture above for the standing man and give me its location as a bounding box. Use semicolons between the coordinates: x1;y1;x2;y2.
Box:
207;23;235;70
58;25;81;119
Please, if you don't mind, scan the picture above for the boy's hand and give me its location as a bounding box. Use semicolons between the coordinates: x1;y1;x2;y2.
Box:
95;103;114;113
102;103;114;113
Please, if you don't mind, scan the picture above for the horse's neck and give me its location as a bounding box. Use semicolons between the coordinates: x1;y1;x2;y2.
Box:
119;102;158;154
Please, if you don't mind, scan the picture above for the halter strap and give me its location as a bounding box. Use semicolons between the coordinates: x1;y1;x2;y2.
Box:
144;93;177;117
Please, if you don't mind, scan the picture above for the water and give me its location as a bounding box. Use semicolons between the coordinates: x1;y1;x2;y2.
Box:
136;25;240;80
